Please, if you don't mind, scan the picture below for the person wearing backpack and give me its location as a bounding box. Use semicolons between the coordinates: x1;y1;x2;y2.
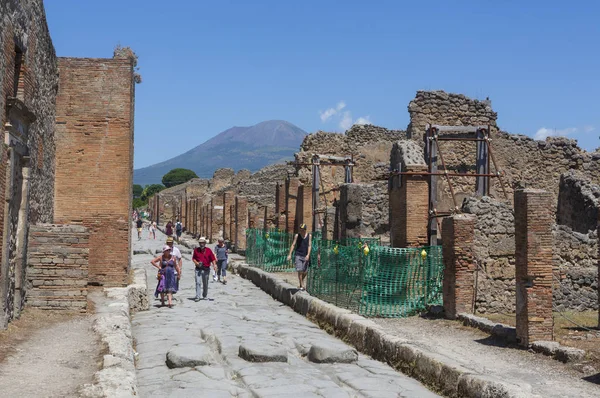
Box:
175;220;183;242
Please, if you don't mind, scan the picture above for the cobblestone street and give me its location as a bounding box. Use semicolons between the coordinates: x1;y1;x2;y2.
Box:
131;232;439;397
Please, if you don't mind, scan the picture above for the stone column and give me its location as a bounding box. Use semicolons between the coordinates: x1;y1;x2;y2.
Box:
199;203;204;238
235;197;248;251
286;178;300;234
442;214;476;320
515;189;554;347
340;183;366;240
223;191;234;240
390;164;429;247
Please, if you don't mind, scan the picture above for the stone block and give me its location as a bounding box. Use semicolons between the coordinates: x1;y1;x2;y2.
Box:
238;344;287;363
307;344;358;364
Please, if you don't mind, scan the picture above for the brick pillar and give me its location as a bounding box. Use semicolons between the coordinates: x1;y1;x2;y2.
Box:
208;202;213;241
236;197;248;251
223;192;234;240
515;189;554;346
199;203;204;238
275;182;284;229
390;165;429;247
194;199;199;236
230;204;235;243
297;184;313;232
442;214;476;320
286;178;300;234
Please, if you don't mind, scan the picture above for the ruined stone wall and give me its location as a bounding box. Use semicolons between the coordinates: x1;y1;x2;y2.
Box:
26;224;89;311
463;195;598;314
557;171;599;234
339;183;388;240
0;0;58;225
462;197;516;314
54;56;135;286
295;125;403;236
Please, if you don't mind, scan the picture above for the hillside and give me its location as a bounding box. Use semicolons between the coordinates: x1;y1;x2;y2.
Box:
134;120;307;186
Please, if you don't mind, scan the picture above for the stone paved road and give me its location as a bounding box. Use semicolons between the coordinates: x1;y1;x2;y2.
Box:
131;231;439;397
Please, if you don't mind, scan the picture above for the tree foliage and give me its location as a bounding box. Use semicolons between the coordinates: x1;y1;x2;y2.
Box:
141;184;165;202
132;198;145;209
161;168;198;188
133;184;143;198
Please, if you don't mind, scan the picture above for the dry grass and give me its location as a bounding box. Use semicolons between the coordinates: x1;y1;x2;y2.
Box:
0;309;81;363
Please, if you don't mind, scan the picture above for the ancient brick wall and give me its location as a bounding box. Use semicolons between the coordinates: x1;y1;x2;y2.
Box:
0;0;58;225
54;56;135;286
26;224;89;311
557;171;599;233
442;214;476;319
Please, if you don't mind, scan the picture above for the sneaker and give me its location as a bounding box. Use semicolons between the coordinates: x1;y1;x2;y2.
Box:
213;277;218;282
222;280;227;285
194;297;200;302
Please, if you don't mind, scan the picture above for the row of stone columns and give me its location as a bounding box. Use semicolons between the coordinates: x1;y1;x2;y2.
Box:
443;189;554;346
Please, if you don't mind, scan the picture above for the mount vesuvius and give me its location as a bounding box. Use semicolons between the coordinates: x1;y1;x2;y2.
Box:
134;120;307;186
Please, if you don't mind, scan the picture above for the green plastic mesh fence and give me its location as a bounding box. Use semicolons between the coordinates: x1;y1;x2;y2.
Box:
245;228;443;317
245;229;295;272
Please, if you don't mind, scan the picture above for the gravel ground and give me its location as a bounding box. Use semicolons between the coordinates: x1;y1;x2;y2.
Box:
373;316;600;397
0;312;100;397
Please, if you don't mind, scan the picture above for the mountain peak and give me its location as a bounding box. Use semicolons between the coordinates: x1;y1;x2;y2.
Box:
134;120;307;185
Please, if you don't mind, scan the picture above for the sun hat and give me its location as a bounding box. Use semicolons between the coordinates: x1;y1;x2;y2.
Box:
162;245;171;252
198;237;207;243
166;237;174;243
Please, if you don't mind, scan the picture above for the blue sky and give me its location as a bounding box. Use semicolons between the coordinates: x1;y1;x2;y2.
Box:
45;0;600;169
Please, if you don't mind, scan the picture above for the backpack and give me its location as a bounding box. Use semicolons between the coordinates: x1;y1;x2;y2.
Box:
176;222;182;232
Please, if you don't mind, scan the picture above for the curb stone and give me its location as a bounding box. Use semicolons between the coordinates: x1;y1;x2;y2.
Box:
230;259;529;398
458;313;586;364
80;267;149;397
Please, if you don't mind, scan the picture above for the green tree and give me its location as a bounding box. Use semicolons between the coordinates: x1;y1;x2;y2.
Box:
162;168;198;188
132;198;145;209
140;184;165;202
133;184;143;198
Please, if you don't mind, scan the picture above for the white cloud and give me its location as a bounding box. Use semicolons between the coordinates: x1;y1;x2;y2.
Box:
355;116;371;125
534;125;596;140
339;111;353;130
583;125;595;133
320;101;373;131
534;127;578;140
319;101;347;122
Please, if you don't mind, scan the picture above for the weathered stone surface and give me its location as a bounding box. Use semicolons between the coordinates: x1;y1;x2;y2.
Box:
307;344;357;363
166;344;215;368
238;344;287;363
554;346;585;363
531;341;560;356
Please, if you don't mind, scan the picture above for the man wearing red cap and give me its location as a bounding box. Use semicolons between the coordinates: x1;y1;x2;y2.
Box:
192;237;216;301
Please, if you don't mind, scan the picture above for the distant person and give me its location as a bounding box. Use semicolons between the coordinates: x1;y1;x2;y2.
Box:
136;218;143;240
151;245;180;308
287;223;311;291
175;220;183;242
214;238;228;284
165;221;173;237
149;221;157;240
192;237;216;301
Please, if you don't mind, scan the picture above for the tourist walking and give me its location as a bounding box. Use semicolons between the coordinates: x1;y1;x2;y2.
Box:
149;221;157;239
192;237;216;301
214;238;228;284
136;218;143;240
151;245;181;308
166;236;182;289
175;220;183;242
287;223;311;291
165;221;173;237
